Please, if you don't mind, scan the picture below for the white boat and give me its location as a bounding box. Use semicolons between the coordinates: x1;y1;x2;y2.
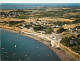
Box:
2;47;4;50
14;45;16;48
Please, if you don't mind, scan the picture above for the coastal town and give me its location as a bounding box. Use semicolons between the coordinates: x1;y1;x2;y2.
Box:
0;6;80;61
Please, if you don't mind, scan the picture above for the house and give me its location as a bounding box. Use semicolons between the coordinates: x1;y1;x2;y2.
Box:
20;26;24;29
70;40;74;44
37;31;45;34
29;27;34;30
6;23;9;26
0;21;2;23
70;40;77;44
56;25;59;28
68;28;73;30
22;24;25;27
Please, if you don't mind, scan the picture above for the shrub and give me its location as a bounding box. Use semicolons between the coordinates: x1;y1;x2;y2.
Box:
33;25;45;31
57;27;65;33
61;35;80;54
72;19;80;24
52;21;71;26
77;34;80;38
44;27;53;34
17;15;26;19
75;26;80;29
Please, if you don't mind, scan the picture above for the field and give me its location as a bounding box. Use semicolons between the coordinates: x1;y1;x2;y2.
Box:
0;6;80;55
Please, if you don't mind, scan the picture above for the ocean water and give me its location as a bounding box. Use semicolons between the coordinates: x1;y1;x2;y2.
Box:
0;3;80;9
0;29;60;61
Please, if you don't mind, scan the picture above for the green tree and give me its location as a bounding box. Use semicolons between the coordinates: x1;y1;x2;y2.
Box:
57;27;65;33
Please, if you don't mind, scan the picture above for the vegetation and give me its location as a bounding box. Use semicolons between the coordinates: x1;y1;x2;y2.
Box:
33;25;53;34
33;25;45;31
25;25;32;29
77;34;80;38
44;27;53;34
74;25;80;29
52;21;71;26
61;35;80;54
57;27;65;33
9;21;24;26
72;18;80;24
16;15;26;19
0;7;80;55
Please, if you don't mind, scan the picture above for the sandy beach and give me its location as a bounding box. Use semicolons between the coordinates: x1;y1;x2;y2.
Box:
0;28;73;61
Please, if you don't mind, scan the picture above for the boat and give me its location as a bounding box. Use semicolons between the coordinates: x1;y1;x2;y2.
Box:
14;45;16;48
2;47;4;50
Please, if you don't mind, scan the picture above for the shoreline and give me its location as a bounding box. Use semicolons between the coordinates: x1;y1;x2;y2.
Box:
0;28;73;61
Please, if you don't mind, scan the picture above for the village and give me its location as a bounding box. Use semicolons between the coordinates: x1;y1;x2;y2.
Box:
0;7;80;60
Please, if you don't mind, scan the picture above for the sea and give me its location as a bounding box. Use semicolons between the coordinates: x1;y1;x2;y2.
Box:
0;29;60;61
0;3;80;9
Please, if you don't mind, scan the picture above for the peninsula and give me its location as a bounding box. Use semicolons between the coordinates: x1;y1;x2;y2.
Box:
0;3;80;61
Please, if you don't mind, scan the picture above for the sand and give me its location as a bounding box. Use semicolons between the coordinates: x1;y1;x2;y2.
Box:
0;27;73;61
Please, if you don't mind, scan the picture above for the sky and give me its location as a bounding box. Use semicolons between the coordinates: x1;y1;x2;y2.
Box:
0;0;80;3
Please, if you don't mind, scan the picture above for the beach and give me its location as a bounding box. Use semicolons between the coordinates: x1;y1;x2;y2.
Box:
0;27;73;61
0;3;80;61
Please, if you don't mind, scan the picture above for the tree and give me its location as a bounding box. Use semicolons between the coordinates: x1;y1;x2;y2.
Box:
72;18;80;24
57;27;65;33
33;26;45;31
77;34;80;38
45;27;53;34
17;15;26;19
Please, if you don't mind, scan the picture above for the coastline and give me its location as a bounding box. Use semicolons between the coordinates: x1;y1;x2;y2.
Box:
0;28;73;61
